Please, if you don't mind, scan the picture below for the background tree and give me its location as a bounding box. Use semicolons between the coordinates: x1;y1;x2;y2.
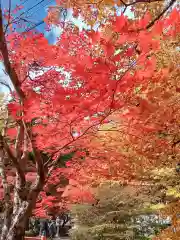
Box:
70;181;173;240
51;0;177;28
63;10;180;237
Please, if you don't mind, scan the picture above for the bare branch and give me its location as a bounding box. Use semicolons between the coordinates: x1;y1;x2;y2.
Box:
23;121;45;181
15;125;24;159
21;122;46;198
122;0;164;13
4;0;12;34
126;0;163;7
28;148;46;200
69;122;75;141
0;133;26;188
0;81;12;93
20;128;29;166
146;0;176;29
0;7;25;100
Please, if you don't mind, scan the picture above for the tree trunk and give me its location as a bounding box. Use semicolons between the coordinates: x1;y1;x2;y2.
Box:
7;227;25;240
1;177;45;240
0;201;28;240
0;138;13;240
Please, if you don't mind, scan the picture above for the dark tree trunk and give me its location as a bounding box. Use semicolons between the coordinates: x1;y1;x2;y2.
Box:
7;228;25;240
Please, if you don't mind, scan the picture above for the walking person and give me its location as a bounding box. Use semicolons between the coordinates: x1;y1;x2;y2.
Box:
39;219;48;238
55;216;61;238
48;216;56;239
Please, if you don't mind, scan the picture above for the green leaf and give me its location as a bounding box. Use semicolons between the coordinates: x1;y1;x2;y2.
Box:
134;86;142;94
149;203;166;210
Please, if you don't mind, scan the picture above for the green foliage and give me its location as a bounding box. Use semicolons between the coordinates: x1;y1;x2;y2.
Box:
58;151;75;167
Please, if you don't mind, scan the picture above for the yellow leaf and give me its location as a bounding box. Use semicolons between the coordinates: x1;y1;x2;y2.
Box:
149;203;166;210
166;188;180;198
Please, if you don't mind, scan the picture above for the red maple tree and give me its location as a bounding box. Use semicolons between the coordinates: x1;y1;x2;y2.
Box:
0;2;179;240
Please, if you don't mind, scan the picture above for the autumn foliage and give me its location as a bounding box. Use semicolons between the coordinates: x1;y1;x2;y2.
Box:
0;1;179;240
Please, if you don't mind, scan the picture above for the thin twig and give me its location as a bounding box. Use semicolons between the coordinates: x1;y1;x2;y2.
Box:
4;0;12;34
146;0;176;29
0;81;12;93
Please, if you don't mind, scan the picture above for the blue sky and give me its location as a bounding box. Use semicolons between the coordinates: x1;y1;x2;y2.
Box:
2;0;89;44
2;0;56;32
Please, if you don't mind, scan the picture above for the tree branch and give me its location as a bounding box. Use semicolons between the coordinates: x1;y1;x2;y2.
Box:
15;125;24;159
22;123;46;199
0;133;26;189
0;81;12;94
146;0;176;29
4;0;12;34
0;6;25;100
122;0;164;13
20;127;29;167
126;0;163;7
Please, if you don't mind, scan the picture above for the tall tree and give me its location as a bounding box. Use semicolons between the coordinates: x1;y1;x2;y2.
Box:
0;1;179;240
